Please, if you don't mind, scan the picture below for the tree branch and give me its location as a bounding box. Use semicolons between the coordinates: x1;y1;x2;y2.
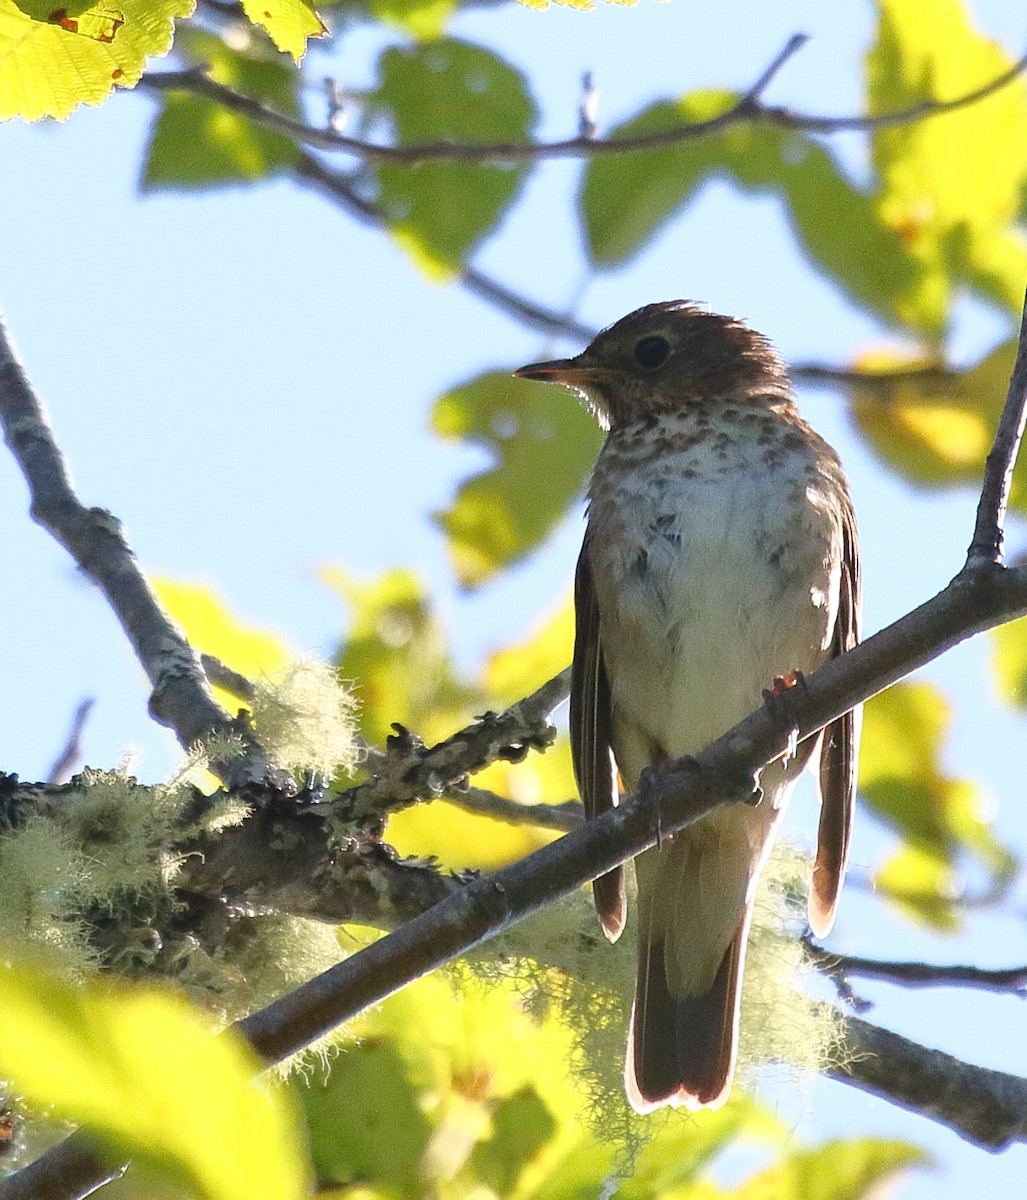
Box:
444;785;583;832
0;318;270;789
807;942;1027;996
969;282;1027;565
292;154;595;340
335;667;570;822
11;551;1027;1197
138;44;1027;165
833;1016;1027;1150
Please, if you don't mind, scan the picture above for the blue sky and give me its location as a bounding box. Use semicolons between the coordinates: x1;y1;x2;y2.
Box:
2;0;1027;1193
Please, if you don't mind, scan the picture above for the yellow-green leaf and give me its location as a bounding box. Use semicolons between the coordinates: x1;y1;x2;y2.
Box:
849;338;1021;500
0;0;193;121
325;565;477;747
370;0;453;41
875;843;960;931
991;616;1027;709
433;371;601;587
731;1136;929;1200
373;40;536;276
304;1042;432;1194
868;0;1027;328
154;577;292;709
240;0;324;61
0;963;309;1200
142;31;298;189
859;682;1015;925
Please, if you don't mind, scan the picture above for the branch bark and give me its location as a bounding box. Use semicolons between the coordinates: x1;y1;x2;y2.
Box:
8;554;1027;1198
138;44;1027;164
0;317;270;789
834;1017;1027;1151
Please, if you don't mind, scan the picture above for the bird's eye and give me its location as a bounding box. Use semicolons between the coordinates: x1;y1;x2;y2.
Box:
633;335;671;370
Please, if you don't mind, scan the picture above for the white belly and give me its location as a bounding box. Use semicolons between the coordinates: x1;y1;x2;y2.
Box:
588;428;843;789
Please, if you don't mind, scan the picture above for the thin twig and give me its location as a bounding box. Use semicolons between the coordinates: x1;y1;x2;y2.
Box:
806;941;1027;996
47;699;95;785
791;361;955;390
0;316;270;788
138;45;1027;165
968;283;1027;565
200;653;256;703
445;786;583;831
293;154;595;340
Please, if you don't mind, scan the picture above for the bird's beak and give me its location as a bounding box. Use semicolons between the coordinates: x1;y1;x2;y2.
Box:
514;355;603;385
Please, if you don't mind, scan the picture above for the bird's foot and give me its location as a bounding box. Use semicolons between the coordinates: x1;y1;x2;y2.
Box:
762;670;806;761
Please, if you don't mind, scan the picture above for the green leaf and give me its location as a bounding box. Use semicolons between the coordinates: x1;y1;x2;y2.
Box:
432;370;602;587
371;0;453;41
991;616;1027;709
0;963;309;1200
875;844;960;932
142;31;298;190
581;91;928;329
860;682;1015;926
373;40;536;276
867;0;1027;329
0;0;193;121
239;0;324;61
732;1137;929;1200
325;566;479;746
470;1085;556;1196
303;1043;432;1196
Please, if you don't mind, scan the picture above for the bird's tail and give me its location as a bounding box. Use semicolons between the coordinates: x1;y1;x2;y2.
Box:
625;907;751;1112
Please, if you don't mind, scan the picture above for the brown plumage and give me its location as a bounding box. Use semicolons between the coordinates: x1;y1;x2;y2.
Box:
516;301;860;1111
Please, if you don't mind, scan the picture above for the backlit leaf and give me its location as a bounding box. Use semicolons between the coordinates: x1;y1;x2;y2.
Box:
142;30;298;189
581;90;928;328
731;1136;929;1200
859;682;1014;926
868;0;1027;329
154;577;292;709
239;0;324;62
0;0;193;121
324;566;552;870
433;371;601;587
371;0;453;41
0;963;309;1200
373;40;536;276
848;339;1027;507
990;616;1027;709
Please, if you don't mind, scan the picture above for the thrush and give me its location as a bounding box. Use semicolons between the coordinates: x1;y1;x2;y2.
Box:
516;301;860;1113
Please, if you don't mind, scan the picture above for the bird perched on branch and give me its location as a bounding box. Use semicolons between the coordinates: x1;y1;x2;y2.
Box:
516;301;860;1112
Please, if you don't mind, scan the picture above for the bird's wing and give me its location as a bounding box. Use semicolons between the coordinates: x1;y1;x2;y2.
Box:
571;537;626;941
810;497;862;937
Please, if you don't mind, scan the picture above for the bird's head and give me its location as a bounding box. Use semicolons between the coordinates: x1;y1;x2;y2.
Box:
515;301;791;429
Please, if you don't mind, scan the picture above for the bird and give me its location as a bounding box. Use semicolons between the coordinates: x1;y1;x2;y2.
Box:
515;301;860;1113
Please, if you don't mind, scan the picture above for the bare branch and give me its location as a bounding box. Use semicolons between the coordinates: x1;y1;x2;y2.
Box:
968;282;1027;565
0;317;271;789
807;941;1027;996
9;555;1027;1197
335;667;571;822
47;699;94;785
833;1016;1027;1150
790;361;956;390
445;786;583;831
292;154;594;340
138;45;1027;166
